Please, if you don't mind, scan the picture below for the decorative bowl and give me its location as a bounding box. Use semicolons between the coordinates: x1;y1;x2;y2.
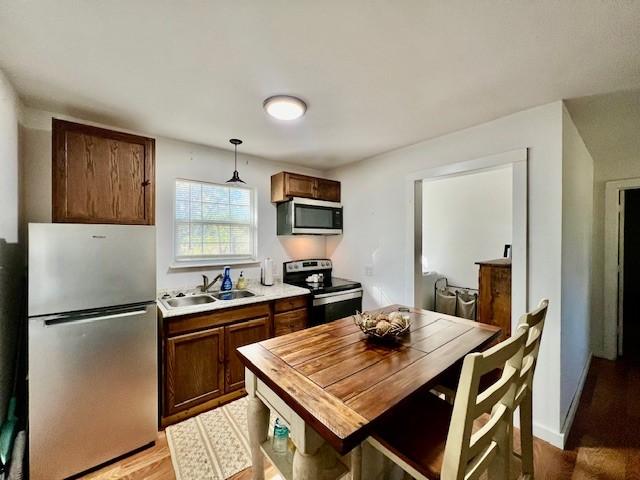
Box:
353;310;411;340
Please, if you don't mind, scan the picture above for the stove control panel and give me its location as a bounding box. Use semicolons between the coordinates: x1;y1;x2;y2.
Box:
285;259;332;273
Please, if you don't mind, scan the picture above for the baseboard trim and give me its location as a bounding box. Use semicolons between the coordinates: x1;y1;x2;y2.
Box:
559;352;592;447
531;421;564;449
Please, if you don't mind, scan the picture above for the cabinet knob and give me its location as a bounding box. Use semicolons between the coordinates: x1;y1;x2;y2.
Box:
141;180;151;187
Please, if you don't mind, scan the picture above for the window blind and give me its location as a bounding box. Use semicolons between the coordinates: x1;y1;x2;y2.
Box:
174;179;256;261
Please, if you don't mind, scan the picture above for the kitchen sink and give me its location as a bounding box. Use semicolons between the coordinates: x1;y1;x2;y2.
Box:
164;294;216;308
212;290;256;300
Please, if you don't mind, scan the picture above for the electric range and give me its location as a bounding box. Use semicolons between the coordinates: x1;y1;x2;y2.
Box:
283;259;363;326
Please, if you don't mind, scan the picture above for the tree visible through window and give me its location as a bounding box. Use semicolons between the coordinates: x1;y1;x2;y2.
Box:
174;179;256;261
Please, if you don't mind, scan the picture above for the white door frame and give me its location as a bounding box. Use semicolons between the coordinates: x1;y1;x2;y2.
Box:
404;148;529;328
604;178;640;359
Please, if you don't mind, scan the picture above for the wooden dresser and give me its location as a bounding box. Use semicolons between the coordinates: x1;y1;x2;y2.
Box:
476;258;511;341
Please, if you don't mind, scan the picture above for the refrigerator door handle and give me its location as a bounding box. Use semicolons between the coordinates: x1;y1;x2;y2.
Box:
44;307;149;327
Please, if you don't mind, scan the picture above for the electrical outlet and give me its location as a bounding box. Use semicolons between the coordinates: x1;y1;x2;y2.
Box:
365;265;374;276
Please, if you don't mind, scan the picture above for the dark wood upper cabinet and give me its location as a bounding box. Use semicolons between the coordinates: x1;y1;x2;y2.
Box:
271;171;341;203
224;316;270;393
316;178;341;202
52;119;155;224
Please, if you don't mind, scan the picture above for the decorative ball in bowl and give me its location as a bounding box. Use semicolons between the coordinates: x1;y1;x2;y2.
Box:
353;310;411;340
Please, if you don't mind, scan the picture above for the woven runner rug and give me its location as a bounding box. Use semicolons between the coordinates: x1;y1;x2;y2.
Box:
166;396;273;480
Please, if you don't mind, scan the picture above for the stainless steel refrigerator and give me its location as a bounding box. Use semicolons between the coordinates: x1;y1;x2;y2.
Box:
28;223;157;480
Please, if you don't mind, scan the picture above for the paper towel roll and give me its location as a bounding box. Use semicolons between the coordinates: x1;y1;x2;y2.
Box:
261;257;274;286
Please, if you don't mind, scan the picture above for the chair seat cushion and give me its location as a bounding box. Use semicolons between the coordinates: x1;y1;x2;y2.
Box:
371;391;454;479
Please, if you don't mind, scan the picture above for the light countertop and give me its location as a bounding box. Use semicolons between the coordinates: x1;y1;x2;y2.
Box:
157;281;310;318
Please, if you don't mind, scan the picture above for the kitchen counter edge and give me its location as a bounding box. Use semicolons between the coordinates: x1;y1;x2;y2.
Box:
157;283;311;318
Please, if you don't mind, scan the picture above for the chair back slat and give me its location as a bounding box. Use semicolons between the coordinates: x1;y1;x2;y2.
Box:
441;325;528;480
475;330;526;376
467;404;507;459
464;442;498;480
515;299;549;407
474;367;518;416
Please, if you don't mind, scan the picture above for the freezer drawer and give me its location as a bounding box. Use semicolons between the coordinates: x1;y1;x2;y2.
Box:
28;304;158;480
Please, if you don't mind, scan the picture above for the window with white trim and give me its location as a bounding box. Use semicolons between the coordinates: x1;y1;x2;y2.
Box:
174;179;257;263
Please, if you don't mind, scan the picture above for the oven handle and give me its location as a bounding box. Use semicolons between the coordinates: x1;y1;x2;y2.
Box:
312;288;363;306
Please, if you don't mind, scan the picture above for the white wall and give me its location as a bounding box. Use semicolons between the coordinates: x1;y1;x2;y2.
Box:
19;107;327;290
422;166;512;289
0;69;21;423
560;105;594;429
0;69;20;243
327;102;565;445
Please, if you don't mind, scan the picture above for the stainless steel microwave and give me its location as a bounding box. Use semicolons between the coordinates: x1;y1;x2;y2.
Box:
277;197;343;235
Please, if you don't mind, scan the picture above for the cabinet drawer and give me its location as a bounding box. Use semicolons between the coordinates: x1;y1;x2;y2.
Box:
167;303;271;336
274;308;308;336
274;295;308;313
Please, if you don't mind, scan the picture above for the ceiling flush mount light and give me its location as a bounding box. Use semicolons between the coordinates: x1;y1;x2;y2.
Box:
226;138;245;184
263;95;307;121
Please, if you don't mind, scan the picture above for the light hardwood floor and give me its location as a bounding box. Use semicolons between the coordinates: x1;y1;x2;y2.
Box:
79;358;639;479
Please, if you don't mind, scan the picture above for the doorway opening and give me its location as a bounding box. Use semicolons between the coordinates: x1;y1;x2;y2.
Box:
621;188;640;360
406;148;528;334
604;178;640;360
419;166;513;323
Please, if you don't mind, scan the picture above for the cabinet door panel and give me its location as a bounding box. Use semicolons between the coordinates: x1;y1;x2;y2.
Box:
165;327;224;415
53;119;155;224
225;317;270;392
284;173;316;199
316;178;341;202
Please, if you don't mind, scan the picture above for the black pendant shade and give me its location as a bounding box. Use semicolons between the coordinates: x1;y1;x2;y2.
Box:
227;138;246;184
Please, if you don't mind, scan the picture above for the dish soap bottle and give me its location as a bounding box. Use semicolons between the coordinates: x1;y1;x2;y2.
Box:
236;271;247;290
221;266;233;292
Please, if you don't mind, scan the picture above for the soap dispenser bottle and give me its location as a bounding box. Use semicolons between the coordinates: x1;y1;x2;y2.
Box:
221;266;233;292
236;271;247;290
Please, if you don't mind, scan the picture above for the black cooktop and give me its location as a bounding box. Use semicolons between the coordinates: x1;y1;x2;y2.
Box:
286;276;362;295
282;259;361;296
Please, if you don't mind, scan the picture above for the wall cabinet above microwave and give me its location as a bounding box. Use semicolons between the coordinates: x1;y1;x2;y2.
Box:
271;172;341;203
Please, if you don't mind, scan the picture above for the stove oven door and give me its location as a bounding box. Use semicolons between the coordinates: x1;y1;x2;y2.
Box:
311;288;363;325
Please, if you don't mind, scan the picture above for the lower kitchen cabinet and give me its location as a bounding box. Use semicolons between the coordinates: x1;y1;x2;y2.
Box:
225;316;270;393
160;295;309;427
165;327;225;416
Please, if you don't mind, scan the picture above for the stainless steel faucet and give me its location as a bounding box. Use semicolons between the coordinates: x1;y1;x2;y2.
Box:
201;274;223;293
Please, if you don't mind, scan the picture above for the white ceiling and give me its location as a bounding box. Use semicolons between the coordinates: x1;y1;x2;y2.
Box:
566;89;640;168
1;1;639;169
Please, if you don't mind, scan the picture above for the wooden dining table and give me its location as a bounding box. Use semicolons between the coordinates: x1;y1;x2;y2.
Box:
237;305;501;480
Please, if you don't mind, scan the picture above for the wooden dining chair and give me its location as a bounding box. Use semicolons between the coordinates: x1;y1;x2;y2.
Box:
513;298;548;479
367;324;529;480
431;299;549;479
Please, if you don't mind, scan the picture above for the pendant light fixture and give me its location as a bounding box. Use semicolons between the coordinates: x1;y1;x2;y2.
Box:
226;138;246;184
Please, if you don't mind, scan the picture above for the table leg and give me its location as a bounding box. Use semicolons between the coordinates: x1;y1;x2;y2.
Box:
292;444;323;480
350;444;362;480
247;394;269;480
